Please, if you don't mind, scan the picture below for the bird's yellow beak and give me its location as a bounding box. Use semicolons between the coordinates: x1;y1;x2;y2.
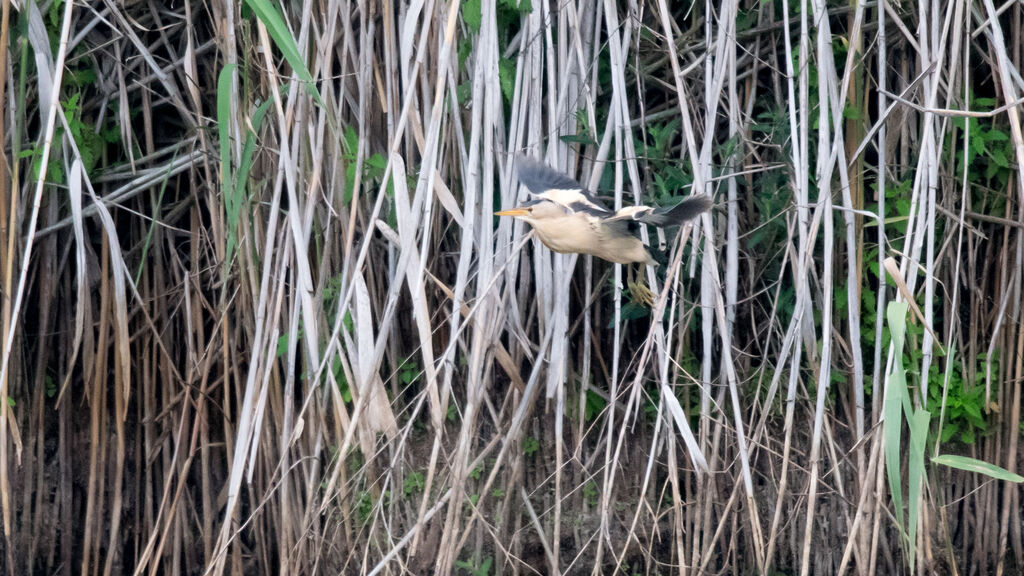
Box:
494;207;529;217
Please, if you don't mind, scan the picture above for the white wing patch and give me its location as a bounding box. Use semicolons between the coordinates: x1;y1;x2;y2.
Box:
607;206;654;222
538;188;595;210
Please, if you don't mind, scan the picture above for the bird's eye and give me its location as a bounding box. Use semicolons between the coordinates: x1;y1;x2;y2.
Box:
527;207;533;213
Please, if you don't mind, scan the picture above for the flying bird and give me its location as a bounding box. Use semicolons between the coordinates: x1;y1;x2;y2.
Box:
496;156;712;306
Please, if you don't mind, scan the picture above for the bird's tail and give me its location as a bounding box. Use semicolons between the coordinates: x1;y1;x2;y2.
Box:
644;195;713;227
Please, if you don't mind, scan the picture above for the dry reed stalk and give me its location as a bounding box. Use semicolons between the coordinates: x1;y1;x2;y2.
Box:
3;0;1024;573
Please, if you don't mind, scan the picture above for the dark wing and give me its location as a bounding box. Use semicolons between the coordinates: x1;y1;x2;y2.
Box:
604;218;641;240
516;155;583;194
567;200;613;218
645;195;712;226
515;155;611;213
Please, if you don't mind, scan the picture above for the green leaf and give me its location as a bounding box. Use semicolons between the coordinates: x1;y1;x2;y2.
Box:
895;197;911;217
963;401;982;422
463;0;482;33
243;0;324;106
883;301;909;551
343;124;358;157
939;421;958;443
102;124;121;144
736;7;757;32
331;357;352;403
862;286;876;313
456;81;472;104
961;427;975;444
48;0;65;31
498;57;516;103
501;0;531;12
217;64;237;273
608;301;650;327
985;129;1009;142
403;471;425;497
276;333;291;357
933;455;1024;482
907;407;930;573
971;134;986;158
992;148;1009;168
234;98;274;210
522;436;539;456
584;388;607;421
67;68;97;87
399;359;419;385
984;159;1000;180
65;92;80;113
33;149;65;184
365;153;387;181
458;40;474;68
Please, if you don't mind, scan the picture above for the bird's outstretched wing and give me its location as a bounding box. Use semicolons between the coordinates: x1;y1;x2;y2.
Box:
515;155;611;216
607;195;712;227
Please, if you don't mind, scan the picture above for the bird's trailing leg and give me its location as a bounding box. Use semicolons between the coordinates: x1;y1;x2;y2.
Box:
626;264;655;308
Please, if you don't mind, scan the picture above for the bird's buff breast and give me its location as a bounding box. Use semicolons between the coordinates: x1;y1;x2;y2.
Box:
528;215;651;264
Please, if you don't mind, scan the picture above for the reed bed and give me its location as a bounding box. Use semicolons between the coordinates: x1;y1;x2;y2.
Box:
1;0;1023;573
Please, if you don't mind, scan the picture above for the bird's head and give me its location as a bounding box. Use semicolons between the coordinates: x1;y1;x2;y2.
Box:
494;199;564;224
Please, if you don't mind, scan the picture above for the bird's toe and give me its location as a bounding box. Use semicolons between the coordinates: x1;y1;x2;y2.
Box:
628;278;656;308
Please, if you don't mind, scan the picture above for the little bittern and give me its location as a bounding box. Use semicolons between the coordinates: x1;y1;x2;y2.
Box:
496;156;712;306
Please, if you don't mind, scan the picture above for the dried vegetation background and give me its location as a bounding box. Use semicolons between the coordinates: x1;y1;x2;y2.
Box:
1;0;1024;573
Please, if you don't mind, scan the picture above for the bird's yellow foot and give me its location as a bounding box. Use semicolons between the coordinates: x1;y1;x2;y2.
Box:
627;277;656;308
